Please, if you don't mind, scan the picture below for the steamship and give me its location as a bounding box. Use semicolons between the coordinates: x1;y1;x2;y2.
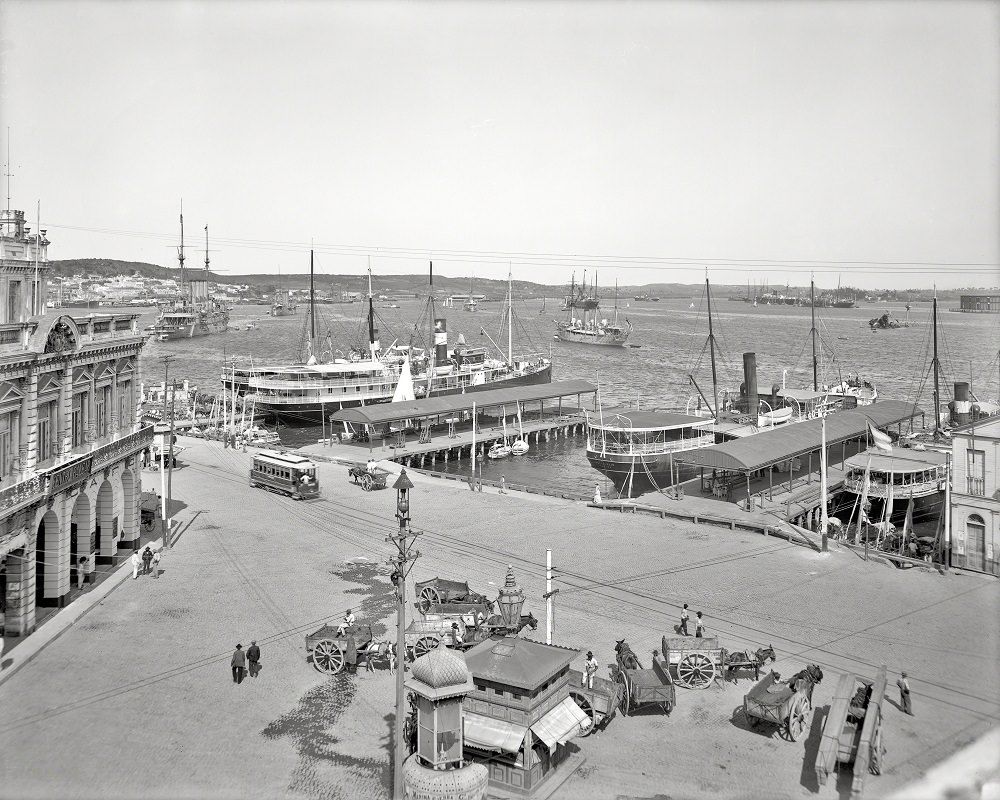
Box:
222;266;551;425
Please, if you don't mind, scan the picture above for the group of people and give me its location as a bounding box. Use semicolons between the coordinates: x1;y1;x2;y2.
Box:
130;546;161;580
679;604;705;637
230;641;262;684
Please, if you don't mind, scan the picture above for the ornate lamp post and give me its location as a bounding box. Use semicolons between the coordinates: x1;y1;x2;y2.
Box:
388;468;419;800
496;565;524;633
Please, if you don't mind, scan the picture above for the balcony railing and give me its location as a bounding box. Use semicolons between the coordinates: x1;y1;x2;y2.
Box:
966;477;986;497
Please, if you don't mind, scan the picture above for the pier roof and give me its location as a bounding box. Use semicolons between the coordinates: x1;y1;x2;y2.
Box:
844;447;948;472
329;379;597;426
675;400;924;473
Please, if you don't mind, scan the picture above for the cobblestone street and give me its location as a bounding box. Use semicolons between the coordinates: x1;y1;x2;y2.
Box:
1;438;997;800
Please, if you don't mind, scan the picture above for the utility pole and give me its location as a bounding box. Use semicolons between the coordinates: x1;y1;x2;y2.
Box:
166;380;176;549
387;469;420;800
160;356;174;548
544;549;559;645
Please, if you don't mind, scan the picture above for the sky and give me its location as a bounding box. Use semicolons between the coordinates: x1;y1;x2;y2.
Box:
1;0;998;291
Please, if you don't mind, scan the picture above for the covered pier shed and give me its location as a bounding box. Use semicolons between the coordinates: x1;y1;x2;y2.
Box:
329;379;598;443
675;400;925;501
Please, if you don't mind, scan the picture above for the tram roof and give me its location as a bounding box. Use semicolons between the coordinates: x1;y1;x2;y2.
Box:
675;400;924;473
843;447;948;472
330;380;598;426
589;410;712;431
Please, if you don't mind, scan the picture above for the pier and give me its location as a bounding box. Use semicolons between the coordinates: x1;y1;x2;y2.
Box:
300;380;598;468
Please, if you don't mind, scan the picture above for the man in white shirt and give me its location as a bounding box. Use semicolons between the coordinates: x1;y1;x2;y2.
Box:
338;608;356;636
582;651;599;689
130;551;142;580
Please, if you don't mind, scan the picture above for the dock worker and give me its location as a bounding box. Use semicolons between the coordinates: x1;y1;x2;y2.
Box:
337;608;356;636
896;671;913;715
582;651;599;689
695;611;705;638
680;604;690;636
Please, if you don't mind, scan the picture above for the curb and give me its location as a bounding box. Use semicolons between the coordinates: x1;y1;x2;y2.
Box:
0;537;164;688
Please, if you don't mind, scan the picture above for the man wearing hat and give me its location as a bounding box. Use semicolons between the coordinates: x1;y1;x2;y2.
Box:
231;644;247;684
896;671;913;715
247;641;261;678
582;650;599;689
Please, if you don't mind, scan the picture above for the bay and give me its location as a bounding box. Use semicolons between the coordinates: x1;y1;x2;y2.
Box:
135;295;1000;497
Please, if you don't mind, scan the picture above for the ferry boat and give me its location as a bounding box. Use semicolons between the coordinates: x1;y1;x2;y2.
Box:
151;217;230;341
556;271;632;346
271;288;297;316
222;261;551;425
586;410;715;497
824;373;878;407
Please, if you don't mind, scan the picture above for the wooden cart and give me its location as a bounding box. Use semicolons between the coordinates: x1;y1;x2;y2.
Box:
815;666;887;798
610;639;676;716
348;465;390;491
568;670;625;734
661;635;727;689
743;665;824;741
414;577;492;617
306;623;376;673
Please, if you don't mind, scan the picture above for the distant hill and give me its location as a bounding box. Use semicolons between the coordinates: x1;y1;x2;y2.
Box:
47;259;978;301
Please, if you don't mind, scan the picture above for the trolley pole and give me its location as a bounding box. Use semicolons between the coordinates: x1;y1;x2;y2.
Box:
388;469;420;800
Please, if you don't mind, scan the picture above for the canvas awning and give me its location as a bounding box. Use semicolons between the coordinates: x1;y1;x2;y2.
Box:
463;713;527;754
530;697;592;749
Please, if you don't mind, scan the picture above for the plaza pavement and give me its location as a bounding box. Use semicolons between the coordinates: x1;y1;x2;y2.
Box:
0;437;997;800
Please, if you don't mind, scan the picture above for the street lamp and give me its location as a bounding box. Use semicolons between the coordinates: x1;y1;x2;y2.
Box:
496;565;524;633
389;468;418;800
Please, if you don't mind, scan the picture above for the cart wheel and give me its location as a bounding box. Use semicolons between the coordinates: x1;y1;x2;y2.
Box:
361;474;373;491
312;639;345;674
676;652;716;689
416;586;441;615
414;636;439;658
784;695;810;741
614;670;630;716
569;691;596;736
870;726;884;775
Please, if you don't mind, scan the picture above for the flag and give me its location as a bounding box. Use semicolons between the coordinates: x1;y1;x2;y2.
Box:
868;421;892;453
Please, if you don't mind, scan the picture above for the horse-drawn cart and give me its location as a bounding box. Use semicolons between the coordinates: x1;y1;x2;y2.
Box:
348;465;390;491
661;635;727;689
305;623;392;673
611;639;676;716
815;666;887;797
568;671;624;734
414;577;493;618
743;665;824;741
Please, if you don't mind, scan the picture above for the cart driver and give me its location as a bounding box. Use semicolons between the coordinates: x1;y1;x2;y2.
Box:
582;651;599;689
337;608;356;636
366;458;377;474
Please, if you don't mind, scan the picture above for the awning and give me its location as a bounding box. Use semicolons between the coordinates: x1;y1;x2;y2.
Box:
530;696;592;749
463;713;527;754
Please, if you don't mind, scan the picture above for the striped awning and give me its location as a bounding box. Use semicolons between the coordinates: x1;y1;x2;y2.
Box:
530;697;592;749
463;713;527;754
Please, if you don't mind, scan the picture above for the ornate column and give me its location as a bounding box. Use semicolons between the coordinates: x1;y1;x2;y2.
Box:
60;360;73;458
4;521;38;636
23;368;38;472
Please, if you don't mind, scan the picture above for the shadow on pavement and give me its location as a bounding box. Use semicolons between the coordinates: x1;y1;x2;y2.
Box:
798;704;826;793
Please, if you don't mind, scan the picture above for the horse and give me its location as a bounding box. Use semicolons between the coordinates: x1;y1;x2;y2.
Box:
614;638;643;670
788;664;824;693
724;644;777;682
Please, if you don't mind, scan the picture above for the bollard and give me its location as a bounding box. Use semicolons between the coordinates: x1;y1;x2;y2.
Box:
500;475;506;494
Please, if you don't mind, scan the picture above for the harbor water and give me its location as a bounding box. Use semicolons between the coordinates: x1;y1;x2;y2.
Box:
136;296;1000;497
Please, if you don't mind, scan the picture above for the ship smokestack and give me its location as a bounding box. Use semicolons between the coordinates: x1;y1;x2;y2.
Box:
950;381;972;425
434;318;448;367
743;352;758;424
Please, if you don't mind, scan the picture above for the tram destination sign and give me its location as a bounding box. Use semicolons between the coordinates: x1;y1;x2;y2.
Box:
47;456;93;495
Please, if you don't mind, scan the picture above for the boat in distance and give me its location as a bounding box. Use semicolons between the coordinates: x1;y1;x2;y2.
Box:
556;271;633;347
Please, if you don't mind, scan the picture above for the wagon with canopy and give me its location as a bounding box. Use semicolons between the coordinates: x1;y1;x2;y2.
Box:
815;665;887;797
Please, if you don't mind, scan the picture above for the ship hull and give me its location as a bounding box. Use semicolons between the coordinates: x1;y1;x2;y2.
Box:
155;316;230;341
243;363;553;426
587;450;697;498
555;328;630;346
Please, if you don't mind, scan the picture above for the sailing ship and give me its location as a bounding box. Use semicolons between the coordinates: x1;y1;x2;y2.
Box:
556;272;633;346
271;268;298;316
464;275;478;312
151;215;230;341
223;262;551;424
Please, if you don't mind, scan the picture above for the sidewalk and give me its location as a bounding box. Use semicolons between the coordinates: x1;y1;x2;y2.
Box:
0;534;164;686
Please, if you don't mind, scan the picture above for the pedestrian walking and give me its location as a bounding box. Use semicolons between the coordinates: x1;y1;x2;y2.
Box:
582;651;599;689
130;551;142;580
695;611;705;638
247;641;261;678
77;556;88;590
231;644;247;684
679;604;690;636
141;546;153;575
151;549;160;578
896;671;913;715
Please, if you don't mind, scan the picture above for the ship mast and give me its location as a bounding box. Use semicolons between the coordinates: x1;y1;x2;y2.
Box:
367;258;377;360
507;265;513;365
706;277;719;418
810;277;818;391
310;248;316;343
204;224;210;275
933;293;941;435
177;201;186;296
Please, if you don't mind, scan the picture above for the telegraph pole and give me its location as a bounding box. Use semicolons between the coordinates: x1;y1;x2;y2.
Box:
166;380;177;549
160;356;174;548
388;469;420;800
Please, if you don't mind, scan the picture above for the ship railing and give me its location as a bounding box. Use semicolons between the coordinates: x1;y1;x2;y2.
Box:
843;477;945;499
587;433;714;455
246;374;398;391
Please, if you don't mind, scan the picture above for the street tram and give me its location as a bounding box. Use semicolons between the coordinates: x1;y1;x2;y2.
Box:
249;452;321;499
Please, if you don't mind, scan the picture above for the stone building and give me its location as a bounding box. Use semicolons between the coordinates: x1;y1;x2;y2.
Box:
0;206;150;637
950;414;1000;576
